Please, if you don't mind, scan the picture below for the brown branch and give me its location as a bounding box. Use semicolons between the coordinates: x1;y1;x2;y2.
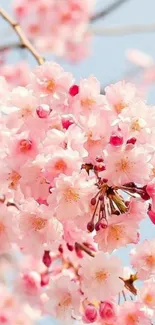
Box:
0;42;23;52
91;0;130;23
75;242;95;257
0;8;45;65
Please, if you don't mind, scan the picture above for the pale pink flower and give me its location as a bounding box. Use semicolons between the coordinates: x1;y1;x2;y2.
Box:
126;49;154;68
119;302;151;325
63;220;92;246
15;270;41;306
47;171;96;222
0;203;18;253
138;279;155;310
0;61;31;88
83;110;112;163
71;76;104;117
7;131;39;168
127;198;148;221
105;81;139;114
102;145;151;186
45;148;82;182
19;199;63;256
20;157;50;200
118;100;154;144
95;214;139;253
45;275;81;321
30;62;73;97
130;239;155;280
79;252;123;300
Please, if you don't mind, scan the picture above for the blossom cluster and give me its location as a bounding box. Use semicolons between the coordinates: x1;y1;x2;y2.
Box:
13;0;95;62
0;61;155;324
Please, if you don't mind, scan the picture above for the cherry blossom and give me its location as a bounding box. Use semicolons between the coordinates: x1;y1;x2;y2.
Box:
0;59;154;323
13;0;95;62
79;252;123;300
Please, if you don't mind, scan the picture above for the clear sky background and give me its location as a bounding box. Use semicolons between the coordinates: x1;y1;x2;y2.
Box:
0;0;155;324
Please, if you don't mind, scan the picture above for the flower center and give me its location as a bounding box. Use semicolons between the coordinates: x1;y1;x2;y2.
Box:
81;97;96;109
130;119;141;132
0;222;5;234
63;188;79;202
19;139;32;153
46;79;56;93
8;171;21;189
54;159;67;172
109;225;124;241
144;293;153;304
145;254;155;267
152;167;155;177
95;270;107;283
116;157;133;172
126;313;138;325
21;106;32;118
59;294;72;308
113;101;126;113
31;216;47;231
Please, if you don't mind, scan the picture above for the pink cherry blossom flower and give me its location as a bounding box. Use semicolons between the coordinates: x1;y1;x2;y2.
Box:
71;76;105;117
45;275;81;321
18;199;63;256
47;171;96;222
102;145;151;186
105;81;139;114
95;214;139;253
45;148;82;182
79;252;123;300
15;270;42;306
0;61;31;88
7;131;38;168
130;239;155;280
19;157;50;200
0;203;18;253
119;302;151;325
30;62;73;97
138;279;155;310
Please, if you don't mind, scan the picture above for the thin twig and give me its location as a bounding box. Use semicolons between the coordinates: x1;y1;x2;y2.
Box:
91;0;130;23
122;290;127;301
0;8;45;65
91;23;155;36
0;42;23;52
75;242;95;258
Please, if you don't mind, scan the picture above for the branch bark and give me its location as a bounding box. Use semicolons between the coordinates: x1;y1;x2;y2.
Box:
91;23;155;36
91;0;130;23
0;8;45;65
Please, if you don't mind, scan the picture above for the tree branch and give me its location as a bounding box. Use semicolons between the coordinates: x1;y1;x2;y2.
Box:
75;242;95;257
91;23;155;36
0;8;45;65
0;42;23;52
91;0;130;23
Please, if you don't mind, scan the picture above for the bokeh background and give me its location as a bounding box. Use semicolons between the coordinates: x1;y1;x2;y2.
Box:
0;0;155;323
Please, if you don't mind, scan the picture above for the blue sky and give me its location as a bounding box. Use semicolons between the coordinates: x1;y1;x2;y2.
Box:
0;0;155;324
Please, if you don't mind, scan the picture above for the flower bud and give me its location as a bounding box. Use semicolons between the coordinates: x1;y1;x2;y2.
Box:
83;304;98;323
42;250;52;267
36;105;50;118
110;134;123;146
99;301;116;321
62;117;74;129
69;85;79;96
